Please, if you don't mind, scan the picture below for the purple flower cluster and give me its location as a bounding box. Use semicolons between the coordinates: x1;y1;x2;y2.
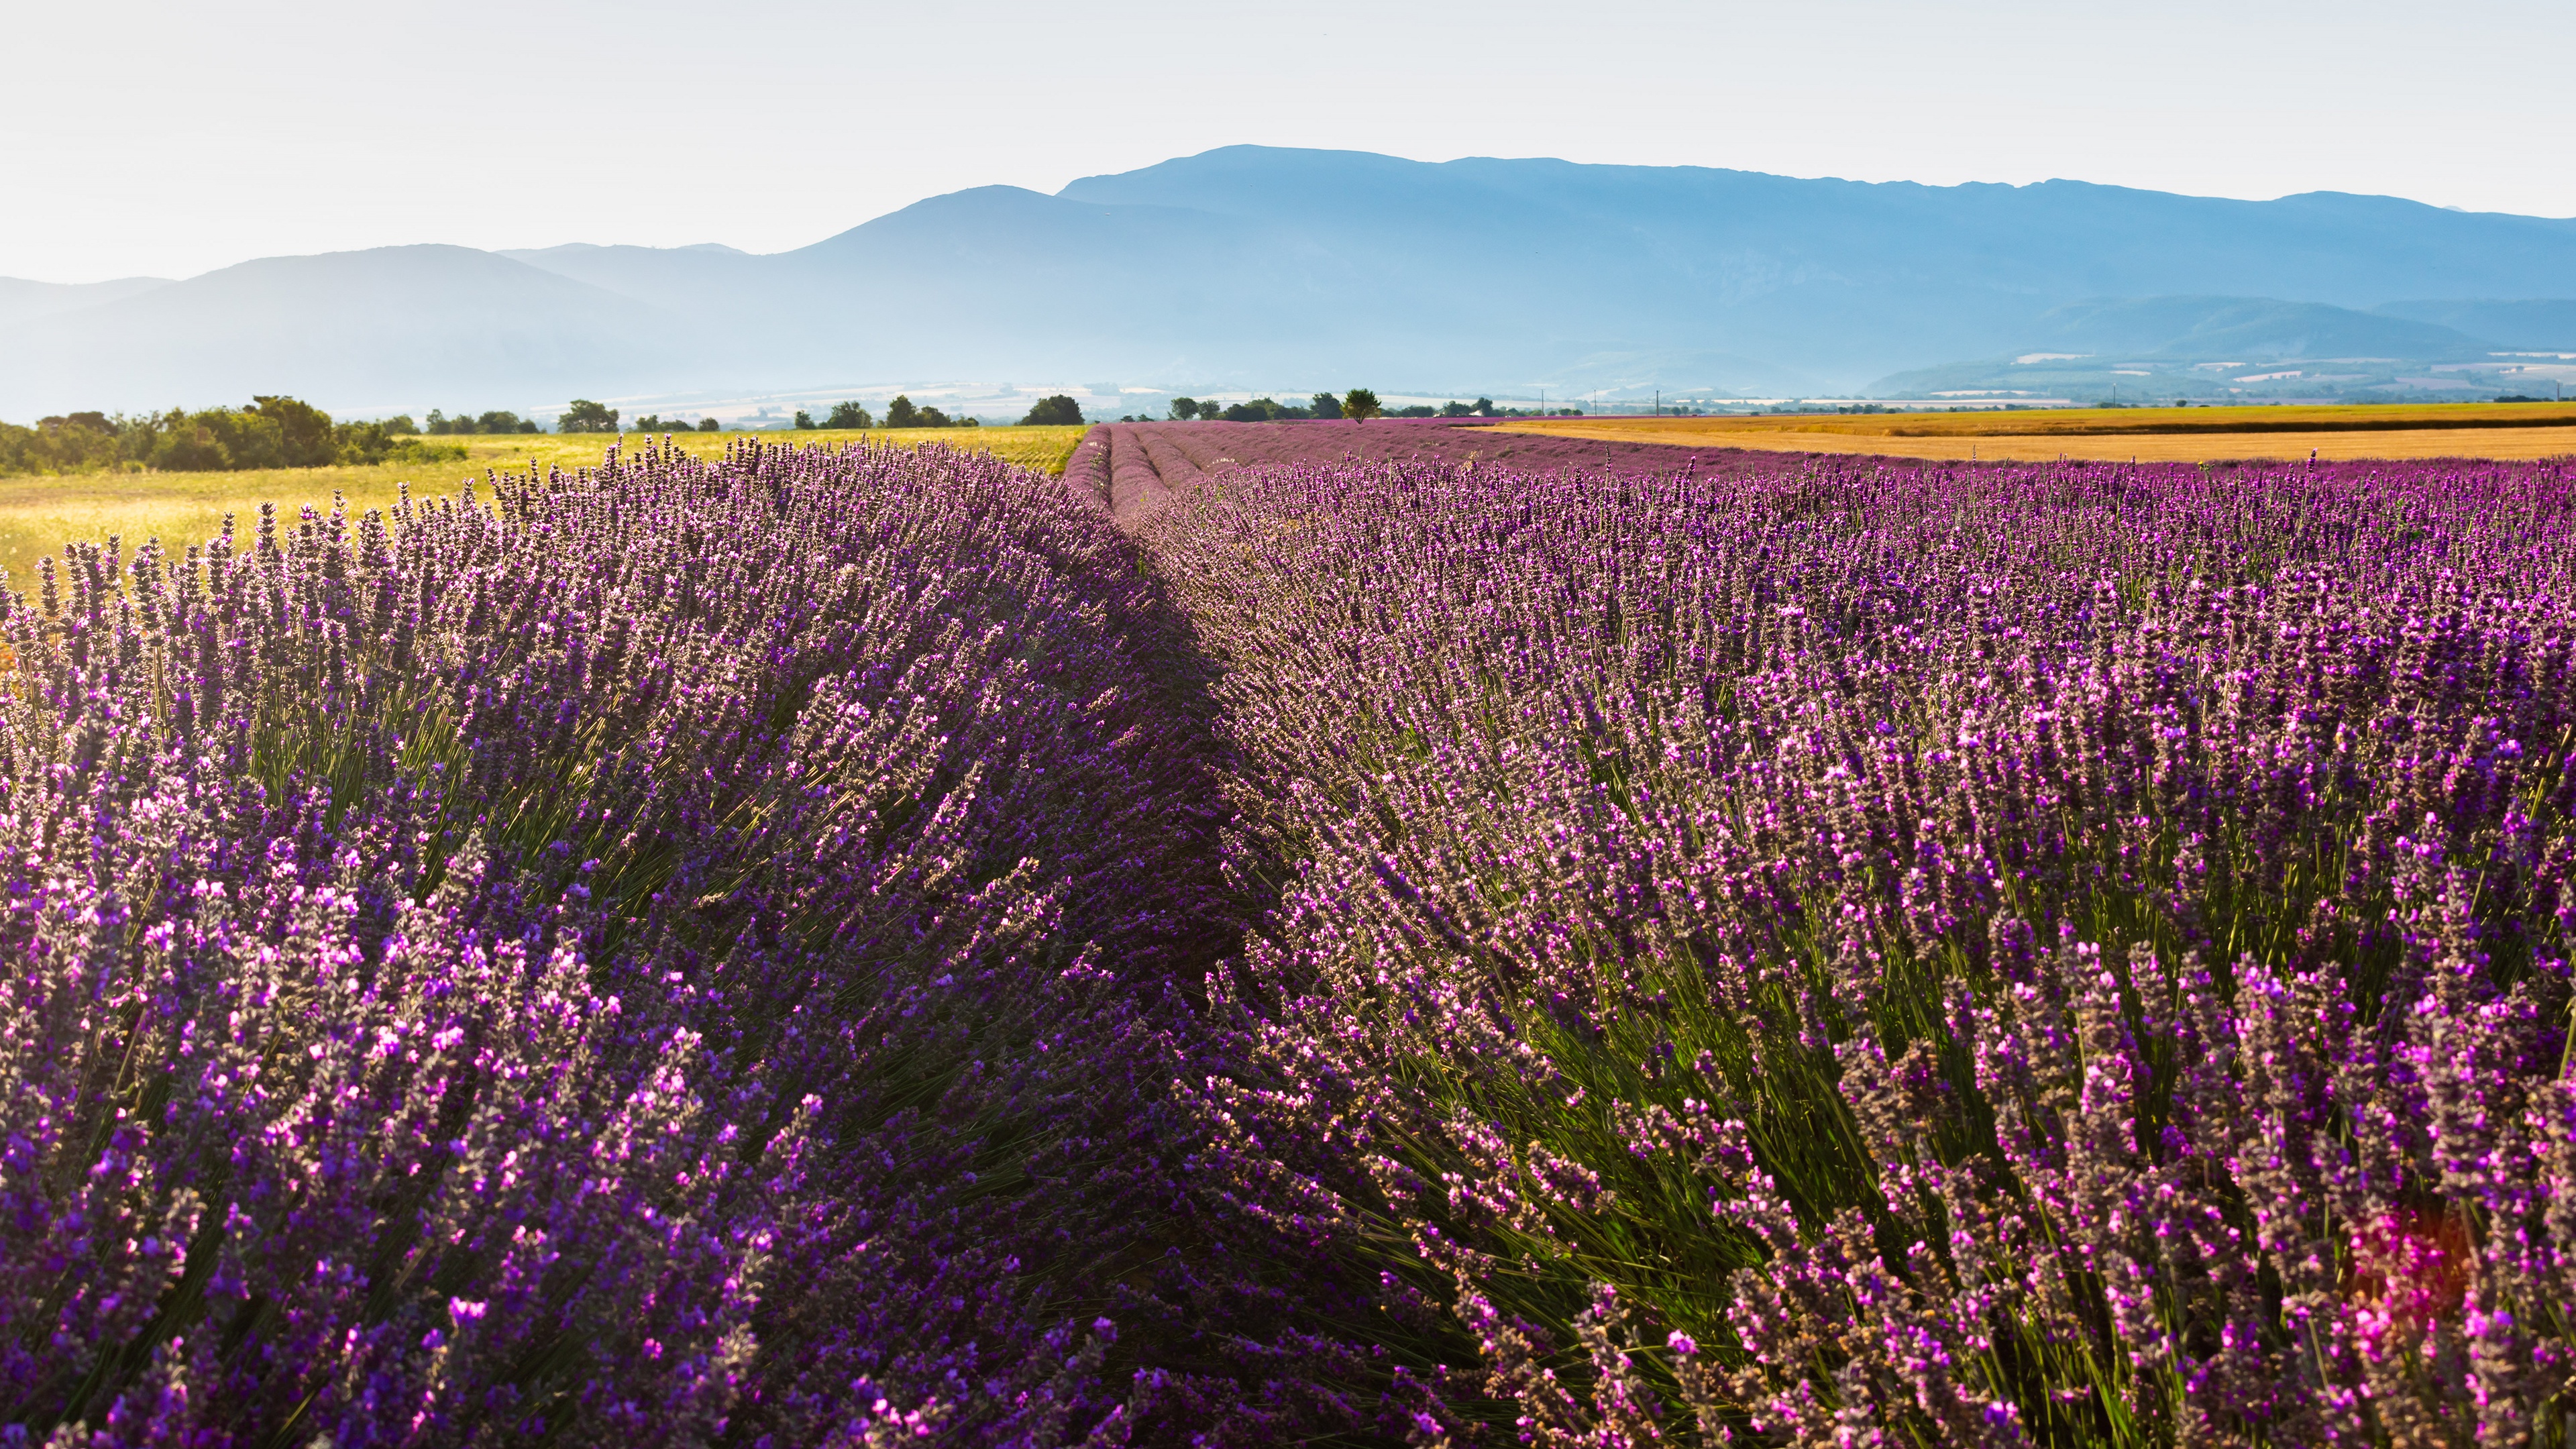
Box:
1149;455;2576;1443
0;439;1240;1442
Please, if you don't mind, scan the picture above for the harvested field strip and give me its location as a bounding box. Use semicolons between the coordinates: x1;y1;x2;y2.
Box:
1493;417;2576;462
1505;402;2576;438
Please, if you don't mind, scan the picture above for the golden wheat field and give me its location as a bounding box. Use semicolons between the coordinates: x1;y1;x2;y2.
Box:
0;427;1086;588
1494;405;2576;464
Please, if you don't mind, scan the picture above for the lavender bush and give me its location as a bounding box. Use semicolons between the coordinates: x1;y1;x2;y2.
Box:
1152;456;2576;1444
0;438;1244;1443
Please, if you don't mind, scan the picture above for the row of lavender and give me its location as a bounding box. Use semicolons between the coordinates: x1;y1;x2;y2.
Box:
1150;456;2576;1443
0;439;1271;1442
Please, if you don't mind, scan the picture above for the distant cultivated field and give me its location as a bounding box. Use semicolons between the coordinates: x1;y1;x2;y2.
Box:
0;426;1083;586
1495;404;2576;462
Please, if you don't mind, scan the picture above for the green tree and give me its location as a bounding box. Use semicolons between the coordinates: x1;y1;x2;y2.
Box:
380;414;419;435
1342;387;1383;422
1167;397;1198;421
1309;392;1343;419
1474;396;1496;417
917;406;952;428
150;407;284;472
825;400;873;429
698;417;722;432
793;410;818;430
250;395;337;466
478;411;537;434
1018;394;1084;427
883;395;921;428
558;399;619;433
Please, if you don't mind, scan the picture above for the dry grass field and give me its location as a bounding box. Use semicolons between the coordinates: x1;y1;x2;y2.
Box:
1494;404;2576;463
0;427;1085;588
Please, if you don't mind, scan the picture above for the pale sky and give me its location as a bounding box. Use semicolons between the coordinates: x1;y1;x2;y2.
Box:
5;0;2568;283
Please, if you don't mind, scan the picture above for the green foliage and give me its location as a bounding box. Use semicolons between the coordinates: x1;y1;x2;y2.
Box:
0;397;465;476
699;416;722;432
250;394;338;466
792;410;818;430
425;409;539;435
331;418;466;466
1474;396;1497;417
1342;386;1383;421
557;399;619;433
825;400;873;429
1440;399;1474;418
1168;397;1200;421
0;412;129;475
1220;397;1313;422
1019;394;1084;427
1309;392;1343;420
871;396;973;429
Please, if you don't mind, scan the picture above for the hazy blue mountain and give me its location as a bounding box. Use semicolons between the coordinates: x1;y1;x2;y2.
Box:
2373;299;2576;351
0;275;170;329
0;246;690;417
2017;297;2495;360
494;242;766;323
435;149;2576;394
1050;148;2576;384
11;146;2576;415
1868;296;2514;400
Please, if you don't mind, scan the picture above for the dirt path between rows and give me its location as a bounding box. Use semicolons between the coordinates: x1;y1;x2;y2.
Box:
1063;418;1739;526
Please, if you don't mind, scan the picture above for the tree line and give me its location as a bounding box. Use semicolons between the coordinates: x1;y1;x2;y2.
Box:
782;395;1087;430
0;398;466;476
1153;390;1503;422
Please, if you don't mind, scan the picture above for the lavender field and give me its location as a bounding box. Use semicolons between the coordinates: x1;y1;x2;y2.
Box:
7;431;2576;1446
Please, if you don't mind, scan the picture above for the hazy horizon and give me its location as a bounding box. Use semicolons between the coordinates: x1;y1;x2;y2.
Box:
15;157;2576;290
7;0;2570;284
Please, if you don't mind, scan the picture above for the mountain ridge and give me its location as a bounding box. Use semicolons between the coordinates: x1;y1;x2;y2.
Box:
6;146;2575;415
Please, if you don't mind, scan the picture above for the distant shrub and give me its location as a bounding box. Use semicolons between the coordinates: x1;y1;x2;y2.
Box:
0;398;458;475
1308;391;1343;419
0;412;125;475
698;415;722;431
430;408;542;435
825;400;873;428
883;394;920;427
1220;397;1313;422
793;409;818;430
1167;396;1200;421
1020;394;1084;427
557;398;619;433
1341;386;1382;421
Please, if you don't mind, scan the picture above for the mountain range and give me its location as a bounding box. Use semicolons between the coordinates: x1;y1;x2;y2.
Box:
5;146;2574;417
